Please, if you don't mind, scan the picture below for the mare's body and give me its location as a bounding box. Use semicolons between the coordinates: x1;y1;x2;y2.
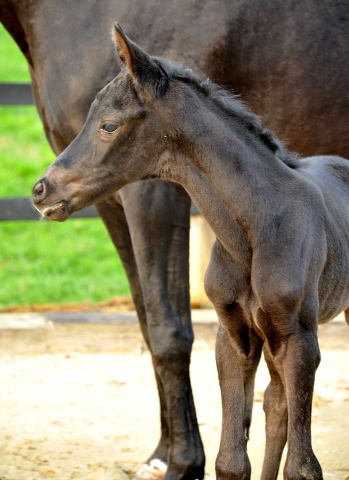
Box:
2;2;349;479
32;28;349;480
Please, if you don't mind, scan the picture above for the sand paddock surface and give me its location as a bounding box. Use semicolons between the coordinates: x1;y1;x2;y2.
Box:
0;312;348;480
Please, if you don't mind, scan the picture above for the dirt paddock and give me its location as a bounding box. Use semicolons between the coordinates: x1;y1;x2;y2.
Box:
0;312;348;480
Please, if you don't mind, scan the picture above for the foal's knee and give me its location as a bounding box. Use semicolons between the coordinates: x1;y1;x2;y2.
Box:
284;329;321;372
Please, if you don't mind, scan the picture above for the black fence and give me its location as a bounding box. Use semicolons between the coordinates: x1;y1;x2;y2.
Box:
0;82;200;221
0;82;34;105
0;197;99;221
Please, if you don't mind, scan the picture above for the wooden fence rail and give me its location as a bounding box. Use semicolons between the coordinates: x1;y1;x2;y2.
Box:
0;197;99;221
0;82;34;105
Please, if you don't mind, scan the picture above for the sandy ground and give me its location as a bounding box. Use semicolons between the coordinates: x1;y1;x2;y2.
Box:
0;318;348;480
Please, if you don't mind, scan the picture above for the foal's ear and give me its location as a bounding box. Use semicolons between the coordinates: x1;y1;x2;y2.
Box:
113;23;168;100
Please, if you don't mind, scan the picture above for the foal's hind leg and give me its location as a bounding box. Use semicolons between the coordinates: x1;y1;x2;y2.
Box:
118;181;205;480
214;305;263;480
260;345;288;480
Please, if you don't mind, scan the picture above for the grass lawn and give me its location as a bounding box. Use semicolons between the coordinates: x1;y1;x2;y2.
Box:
0;24;130;309
0;23;31;82
0;220;130;307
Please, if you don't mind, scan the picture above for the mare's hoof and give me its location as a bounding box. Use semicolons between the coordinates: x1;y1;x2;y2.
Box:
134;459;167;480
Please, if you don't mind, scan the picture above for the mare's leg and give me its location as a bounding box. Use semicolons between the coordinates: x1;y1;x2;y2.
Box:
214;305;263;480
260;345;288;480
257;307;322;480
118;181;204;480
95;193;180;479
95;195;146;326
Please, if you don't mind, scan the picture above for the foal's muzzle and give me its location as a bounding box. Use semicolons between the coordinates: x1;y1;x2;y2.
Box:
32;177;72;222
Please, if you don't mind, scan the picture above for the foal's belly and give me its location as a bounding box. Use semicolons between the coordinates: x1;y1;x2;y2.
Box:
317;240;349;324
317;285;349;325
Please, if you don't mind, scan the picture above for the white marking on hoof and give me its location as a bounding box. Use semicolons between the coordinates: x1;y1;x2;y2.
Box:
134;459;167;480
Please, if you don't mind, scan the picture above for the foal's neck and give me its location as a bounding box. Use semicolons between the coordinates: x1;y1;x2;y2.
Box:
164;103;295;255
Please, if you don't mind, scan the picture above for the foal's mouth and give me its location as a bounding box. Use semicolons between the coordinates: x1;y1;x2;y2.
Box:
40;199;71;222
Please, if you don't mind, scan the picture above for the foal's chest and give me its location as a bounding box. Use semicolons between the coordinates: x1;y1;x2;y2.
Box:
204;240;252;308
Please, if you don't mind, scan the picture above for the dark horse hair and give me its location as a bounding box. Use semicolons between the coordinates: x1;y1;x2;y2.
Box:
153;57;300;169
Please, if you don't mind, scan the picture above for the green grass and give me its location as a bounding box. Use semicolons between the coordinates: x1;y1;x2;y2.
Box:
0;220;130;307
0;23;31;82
0;24;130;308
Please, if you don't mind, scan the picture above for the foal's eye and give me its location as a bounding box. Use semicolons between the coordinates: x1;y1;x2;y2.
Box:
101;123;118;134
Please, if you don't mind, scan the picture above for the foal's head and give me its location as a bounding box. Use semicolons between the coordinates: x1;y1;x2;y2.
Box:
32;24;182;220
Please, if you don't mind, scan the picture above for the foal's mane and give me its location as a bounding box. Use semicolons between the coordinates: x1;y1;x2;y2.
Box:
155;58;299;168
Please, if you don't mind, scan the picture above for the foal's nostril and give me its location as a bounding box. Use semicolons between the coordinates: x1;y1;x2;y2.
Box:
32;180;46;200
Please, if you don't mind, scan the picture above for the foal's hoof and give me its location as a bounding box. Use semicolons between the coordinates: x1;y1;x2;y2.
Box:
134;459;167;480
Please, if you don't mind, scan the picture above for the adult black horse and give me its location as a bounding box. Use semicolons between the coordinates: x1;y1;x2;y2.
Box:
1;2;349;480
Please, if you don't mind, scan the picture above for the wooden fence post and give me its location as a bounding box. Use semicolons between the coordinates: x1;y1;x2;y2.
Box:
189;216;215;308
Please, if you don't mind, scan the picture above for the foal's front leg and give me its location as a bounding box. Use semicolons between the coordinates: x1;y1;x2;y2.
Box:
215;305;263;480
282;331;322;480
257;308;322;480
261;345;288;480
